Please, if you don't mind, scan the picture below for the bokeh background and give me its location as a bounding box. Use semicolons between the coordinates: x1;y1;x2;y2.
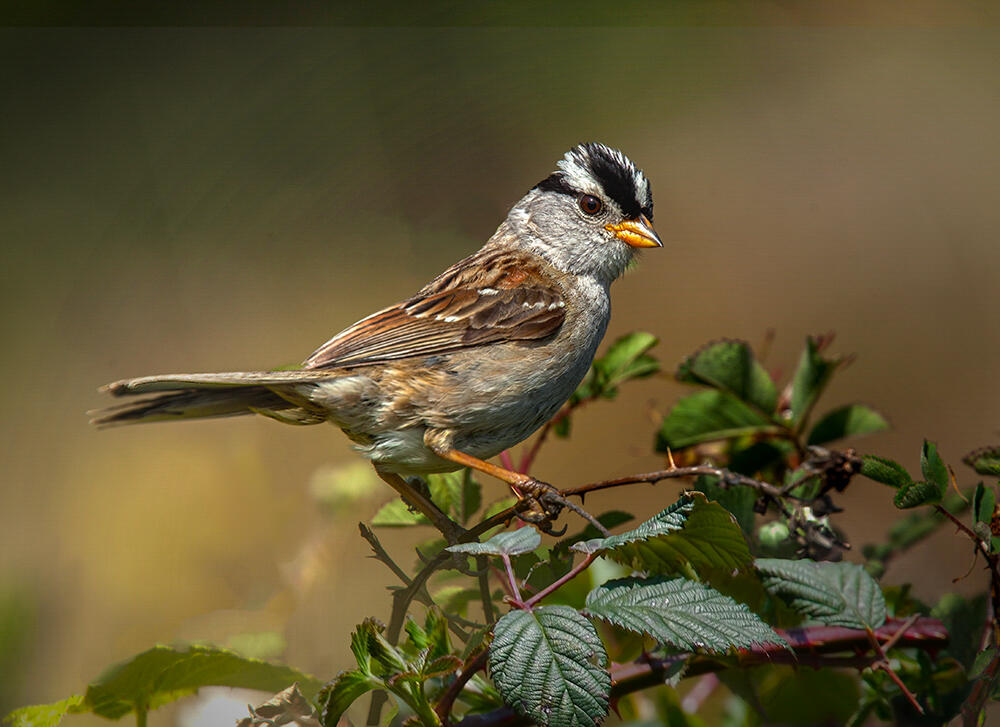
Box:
3;7;1000;725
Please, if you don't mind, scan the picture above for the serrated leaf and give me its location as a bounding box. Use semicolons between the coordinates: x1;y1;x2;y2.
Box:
371;498;429;527
860;455;911;488
964;445;1000;476
921;440;949;490
75;644;322;721
589;493;752;578
489;605;609;727
657;390;778;450
756;559;886;629
584;577;784;652
676;339;778;414
353;619;408;677
554;511;634;555
894;480;942;509
3;695;86;727
319;670;380;727
806;405;888;446
789;336;839;428
448;527;541;556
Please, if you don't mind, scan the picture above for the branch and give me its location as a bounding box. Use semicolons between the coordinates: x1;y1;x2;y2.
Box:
562;465;785;501
453;617;949;727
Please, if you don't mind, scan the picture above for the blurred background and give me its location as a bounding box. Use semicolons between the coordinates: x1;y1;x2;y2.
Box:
3;7;1000;725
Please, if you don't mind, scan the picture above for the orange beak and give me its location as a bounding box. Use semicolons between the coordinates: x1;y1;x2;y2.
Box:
604;214;662;248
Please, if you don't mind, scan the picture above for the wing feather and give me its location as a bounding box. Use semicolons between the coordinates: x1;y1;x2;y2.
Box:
303;249;566;369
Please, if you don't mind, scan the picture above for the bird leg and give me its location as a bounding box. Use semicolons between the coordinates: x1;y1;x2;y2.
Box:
374;468;466;543
426;446;565;532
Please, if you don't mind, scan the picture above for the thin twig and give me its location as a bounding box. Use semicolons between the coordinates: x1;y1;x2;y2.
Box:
435;649;490;726
523;552;597;609
865;619;924;715
562;465;785;500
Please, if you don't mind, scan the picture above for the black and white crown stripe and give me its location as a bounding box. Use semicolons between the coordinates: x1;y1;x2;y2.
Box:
534;143;653;222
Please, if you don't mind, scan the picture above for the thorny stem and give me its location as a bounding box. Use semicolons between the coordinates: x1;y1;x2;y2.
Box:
454;618;949;727
935;503;1000;725
435;649;490;726
561;465;786;500
865;617;924;715
367;502;534;725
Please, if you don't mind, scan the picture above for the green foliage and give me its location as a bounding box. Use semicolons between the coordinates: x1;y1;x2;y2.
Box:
676;339;778;414
320;614;459;727
756;559;886;629
489;606;609;727
447;527;540;556
894;480;943;509
964;445;1000;476
788;335;841;429
372;470;483;527
588;493;753;579
5;645;321;727
807;404;888;446
558;331;659;437
17;332;1000;727
583;577;784;652
657;390;777;450
861;454;912;488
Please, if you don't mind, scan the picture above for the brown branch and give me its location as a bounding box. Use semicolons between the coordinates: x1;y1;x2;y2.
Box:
436;649;490;726
453;618;948;727
561;465;785;500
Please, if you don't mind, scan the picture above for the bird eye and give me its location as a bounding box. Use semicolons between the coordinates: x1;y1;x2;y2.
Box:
578;194;603;216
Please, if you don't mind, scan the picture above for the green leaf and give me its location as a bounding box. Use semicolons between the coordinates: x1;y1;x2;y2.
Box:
756;559;886;629
554;511;634;555
592;331;659;391
319;670;380;727
693;475;756;536
964;445;1000;476
755;667;860;726
590;493;753;578
370;498;429;527
3;696;86;727
447;527;541;556
657;390;777;450
921;440;949;491
969;646;997;680
584;577;784;652
69;644;322;721
489;605;609;727
932;592;989;670
676;339;778;414
789;336;839;428
353;619;408;677
974;482;996;525
806;404;888;446
860;455;911;488
894;480;942;509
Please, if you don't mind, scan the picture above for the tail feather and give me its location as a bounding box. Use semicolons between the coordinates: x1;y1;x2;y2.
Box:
91;370;339;427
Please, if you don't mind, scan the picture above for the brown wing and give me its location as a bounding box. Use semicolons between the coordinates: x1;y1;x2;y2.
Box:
303;249;566;370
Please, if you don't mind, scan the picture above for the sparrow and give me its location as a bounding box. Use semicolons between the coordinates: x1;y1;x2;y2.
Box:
93;143;661;535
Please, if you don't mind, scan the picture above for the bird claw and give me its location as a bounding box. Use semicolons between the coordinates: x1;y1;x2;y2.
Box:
516;478;566;534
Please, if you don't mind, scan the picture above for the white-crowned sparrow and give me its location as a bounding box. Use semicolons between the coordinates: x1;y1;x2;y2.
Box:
94;143;660;533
